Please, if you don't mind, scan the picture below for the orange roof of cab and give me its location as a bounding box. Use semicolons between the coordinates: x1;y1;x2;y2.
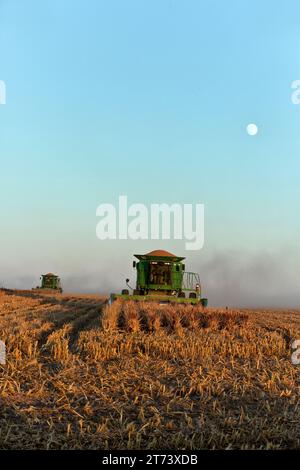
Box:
145;250;176;257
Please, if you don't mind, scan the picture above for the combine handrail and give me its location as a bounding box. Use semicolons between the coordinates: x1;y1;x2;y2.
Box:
182;272;201;291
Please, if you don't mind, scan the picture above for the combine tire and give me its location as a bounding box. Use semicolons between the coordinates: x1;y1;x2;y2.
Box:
189;292;197;299
178;292;185;298
121;289;129;295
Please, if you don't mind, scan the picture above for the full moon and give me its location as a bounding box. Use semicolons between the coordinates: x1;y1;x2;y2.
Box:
246;123;258;136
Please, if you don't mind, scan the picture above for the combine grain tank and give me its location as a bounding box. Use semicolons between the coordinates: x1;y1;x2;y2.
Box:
110;249;208;306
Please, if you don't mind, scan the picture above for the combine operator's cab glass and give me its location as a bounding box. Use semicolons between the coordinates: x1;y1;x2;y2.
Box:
149;262;171;286
44;277;51;288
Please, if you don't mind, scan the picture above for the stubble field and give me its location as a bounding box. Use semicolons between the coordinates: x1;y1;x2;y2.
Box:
0;288;300;450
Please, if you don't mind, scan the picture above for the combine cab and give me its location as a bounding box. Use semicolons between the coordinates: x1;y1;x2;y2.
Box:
33;273;63;293
110;250;208;306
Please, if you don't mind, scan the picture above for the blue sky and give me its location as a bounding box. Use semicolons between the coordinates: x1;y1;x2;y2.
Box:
0;0;299;305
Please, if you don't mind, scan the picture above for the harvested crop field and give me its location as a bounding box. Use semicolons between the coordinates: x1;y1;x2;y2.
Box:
0;288;300;450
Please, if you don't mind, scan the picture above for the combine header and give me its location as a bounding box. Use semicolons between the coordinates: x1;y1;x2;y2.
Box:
33;273;63;293
110;250;208;306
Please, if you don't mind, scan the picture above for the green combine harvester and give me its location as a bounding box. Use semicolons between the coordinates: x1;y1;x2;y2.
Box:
33;273;63;293
110;250;208;306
